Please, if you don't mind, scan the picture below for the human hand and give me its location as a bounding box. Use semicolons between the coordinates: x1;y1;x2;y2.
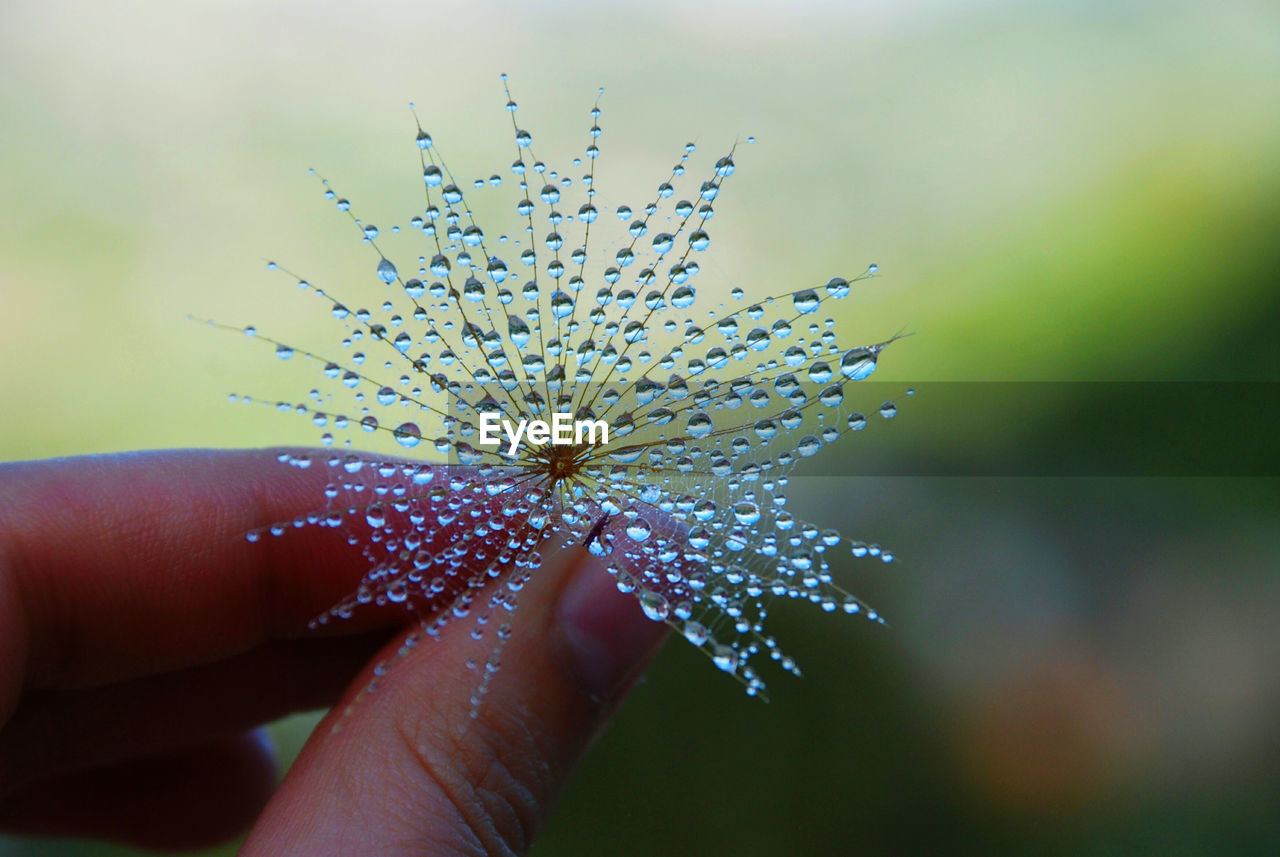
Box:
0;449;667;854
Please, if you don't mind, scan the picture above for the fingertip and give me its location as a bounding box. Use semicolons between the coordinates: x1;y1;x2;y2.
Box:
555;546;670;701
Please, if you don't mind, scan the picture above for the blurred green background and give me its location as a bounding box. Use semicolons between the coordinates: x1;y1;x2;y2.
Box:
2;0;1278;854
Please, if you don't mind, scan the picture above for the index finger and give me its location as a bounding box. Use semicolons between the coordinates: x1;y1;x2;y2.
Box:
0;448;392;701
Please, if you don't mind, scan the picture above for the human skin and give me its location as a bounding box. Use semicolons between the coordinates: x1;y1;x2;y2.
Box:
0;449;668;854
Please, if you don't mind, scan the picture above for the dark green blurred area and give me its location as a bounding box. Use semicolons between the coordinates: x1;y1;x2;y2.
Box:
2;0;1278;855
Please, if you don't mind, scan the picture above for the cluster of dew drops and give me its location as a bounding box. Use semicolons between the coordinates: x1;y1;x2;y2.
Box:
222;75;906;707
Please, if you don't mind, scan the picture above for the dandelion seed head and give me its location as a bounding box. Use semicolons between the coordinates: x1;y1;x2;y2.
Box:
227;77;908;705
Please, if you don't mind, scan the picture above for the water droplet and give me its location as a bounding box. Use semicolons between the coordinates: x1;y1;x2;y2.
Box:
638;590;670;622
840;348;877;380
793;289;820;314
712;645;739;673
683;620;709;646
394;422;422;447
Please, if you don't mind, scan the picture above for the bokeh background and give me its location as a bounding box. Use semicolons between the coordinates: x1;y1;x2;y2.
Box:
2;0;1278;854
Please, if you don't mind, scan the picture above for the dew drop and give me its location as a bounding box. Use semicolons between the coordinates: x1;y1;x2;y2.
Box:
840;348;877;380
638;590;670;622
683;620;709;646
792;289;820;314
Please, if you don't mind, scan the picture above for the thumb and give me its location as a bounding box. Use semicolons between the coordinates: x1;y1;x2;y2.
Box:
239;541;668;857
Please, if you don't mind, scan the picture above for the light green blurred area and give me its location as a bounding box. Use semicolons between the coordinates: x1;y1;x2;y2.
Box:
2;1;1278;855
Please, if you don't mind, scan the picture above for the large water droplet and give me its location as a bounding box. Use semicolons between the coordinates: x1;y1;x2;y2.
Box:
638;590;670;622
840;348;877;380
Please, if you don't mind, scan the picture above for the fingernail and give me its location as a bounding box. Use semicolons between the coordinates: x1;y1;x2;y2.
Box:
556;549;669;700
